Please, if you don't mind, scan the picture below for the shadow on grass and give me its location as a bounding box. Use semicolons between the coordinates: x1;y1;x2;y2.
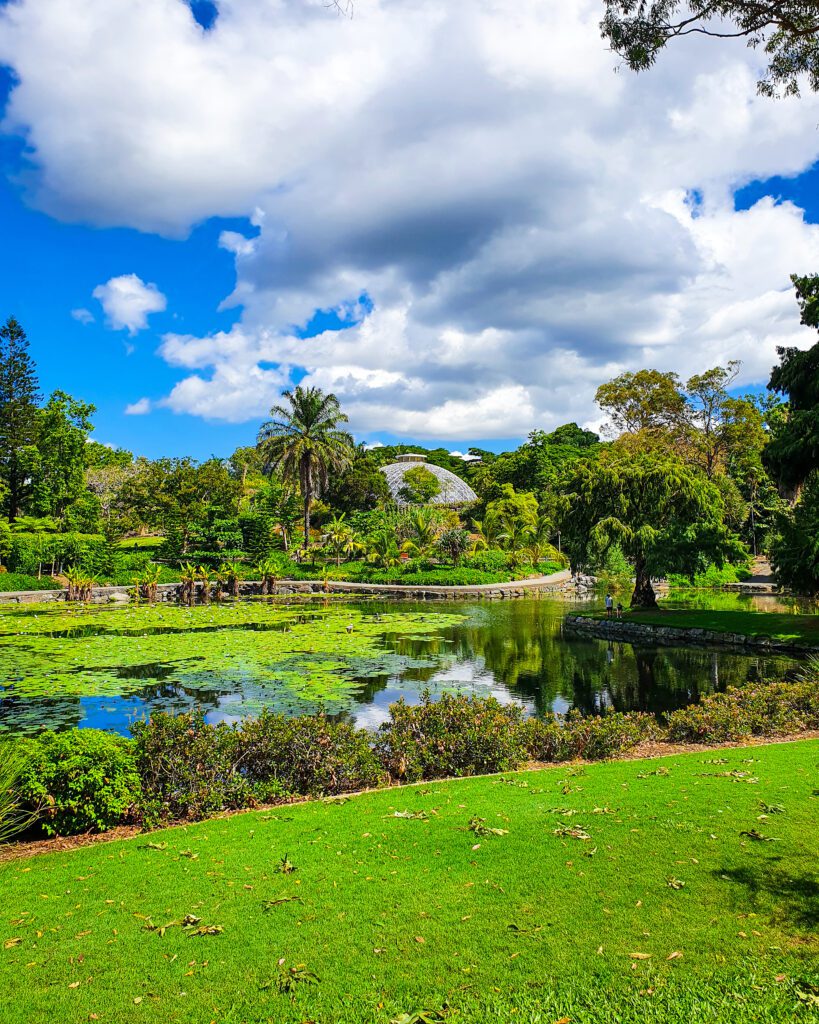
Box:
716;862;819;931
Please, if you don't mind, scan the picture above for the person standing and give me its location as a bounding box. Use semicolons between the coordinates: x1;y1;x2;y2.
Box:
605;593;613;618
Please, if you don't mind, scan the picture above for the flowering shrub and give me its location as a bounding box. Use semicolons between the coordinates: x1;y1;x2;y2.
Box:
238;711;385;796
375;692;527;781
666;681;819;743
523;709;661;762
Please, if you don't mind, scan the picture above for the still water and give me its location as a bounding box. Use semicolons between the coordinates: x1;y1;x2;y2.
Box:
0;593;809;736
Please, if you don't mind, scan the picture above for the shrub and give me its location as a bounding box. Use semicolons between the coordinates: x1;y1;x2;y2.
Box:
463;550;513;573
239;711;385;796
375;692;527;781
0;572;63;592
523;709;661;761
16;730;141;836
666;681;819;743
0;741;38;843
7;532;108;577
131;711;259;823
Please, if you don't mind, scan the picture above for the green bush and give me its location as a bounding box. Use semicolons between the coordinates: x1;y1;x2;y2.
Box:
523;709;661;761
131;711;261;824
375;693;527;782
0;572;63;592
666;680;819;743
462;550;513;572
239;711;385;796
666;562;751;588
7;532;107;576
16;730;141;836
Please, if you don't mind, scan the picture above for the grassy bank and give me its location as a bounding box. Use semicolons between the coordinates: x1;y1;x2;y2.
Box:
591;608;819;646
1;739;817;1024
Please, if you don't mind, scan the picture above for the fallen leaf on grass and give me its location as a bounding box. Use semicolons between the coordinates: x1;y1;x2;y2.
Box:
414;936;425;943
740;830;777;842
4;938;22;949
139;842;167;852
68;981;81;989
262;896;303;911
553;824;591;841
666;877;685;890
467;816;508;838
630;952;652;960
667;951;683;960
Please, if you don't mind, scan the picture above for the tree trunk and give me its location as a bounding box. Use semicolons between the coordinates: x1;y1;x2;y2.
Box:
630;553;657;608
303;482;312;549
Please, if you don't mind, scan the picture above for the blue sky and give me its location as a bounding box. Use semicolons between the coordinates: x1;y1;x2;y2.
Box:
2;1;819;460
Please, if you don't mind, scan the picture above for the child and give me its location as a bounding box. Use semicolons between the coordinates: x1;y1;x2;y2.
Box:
616;601;623;619
605;593;613;618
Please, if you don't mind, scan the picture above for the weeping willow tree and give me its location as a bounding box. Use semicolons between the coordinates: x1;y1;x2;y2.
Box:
561;448;745;607
256;386;354;549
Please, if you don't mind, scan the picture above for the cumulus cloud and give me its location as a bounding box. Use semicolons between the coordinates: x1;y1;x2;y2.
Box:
3;0;819;437
124;397;152;415
71;307;94;325
92;274;167;335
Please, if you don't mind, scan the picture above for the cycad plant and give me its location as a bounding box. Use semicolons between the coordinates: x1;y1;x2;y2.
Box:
65;568;96;602
256;386;354;550
179;563;198;606
197;565;211;604
257;557;280;595
222;560;242;598
135;564;161;603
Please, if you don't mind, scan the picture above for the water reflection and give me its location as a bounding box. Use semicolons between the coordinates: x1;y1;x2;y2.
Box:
0;595;807;736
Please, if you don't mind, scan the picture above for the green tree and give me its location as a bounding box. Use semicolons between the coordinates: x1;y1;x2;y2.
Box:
769;471;819;593
600;1;819;97
684;362;741;478
397;465;441;505
595;368;687;436
764;274;819;492
257;386;354;550
323;446;391;513
29;391;96;522
562;450;744;607
0;316;41;521
324;513;353;566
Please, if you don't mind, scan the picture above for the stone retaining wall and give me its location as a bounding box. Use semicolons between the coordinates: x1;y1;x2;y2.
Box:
0;570;572;605
562;614;816;655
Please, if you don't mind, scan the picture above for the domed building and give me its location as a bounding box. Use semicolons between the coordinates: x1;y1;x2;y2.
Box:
379;453;478;506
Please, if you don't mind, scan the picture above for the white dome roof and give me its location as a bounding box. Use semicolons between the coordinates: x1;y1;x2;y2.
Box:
380;455;478;505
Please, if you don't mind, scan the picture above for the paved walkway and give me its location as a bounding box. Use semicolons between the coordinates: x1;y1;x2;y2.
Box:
0;569;574;604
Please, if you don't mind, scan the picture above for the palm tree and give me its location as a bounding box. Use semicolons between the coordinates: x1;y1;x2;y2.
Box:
324;513;353;566
257;386;354;550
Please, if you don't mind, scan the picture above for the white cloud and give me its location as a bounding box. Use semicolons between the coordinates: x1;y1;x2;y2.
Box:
124;397;152;415
92;274;167;335
3;0;819;437
71;307;94;325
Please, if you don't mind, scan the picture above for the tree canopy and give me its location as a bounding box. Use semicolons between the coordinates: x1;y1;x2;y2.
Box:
600;1;819;97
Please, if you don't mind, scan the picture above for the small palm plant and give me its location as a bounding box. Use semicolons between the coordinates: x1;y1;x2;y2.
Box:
366;530;404;569
222;560;242;598
134;564;161;603
324;513;353;566
258;557;280;595
179;563;198;606
65;568;97;602
197;565;211;604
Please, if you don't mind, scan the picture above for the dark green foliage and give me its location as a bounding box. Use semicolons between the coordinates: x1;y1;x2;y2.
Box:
666;680;819;743
765;274;819;490
0;571;62;591
0;316;41;520
16;730;141;836
323;446;391;513
600;1;819;98
769;471;819;593
397;465;441;504
28;390;96;523
131;711;259;823
436;527;470;564
523;709;661;762
375;693;527;781
6;531;108;576
238;711;385;796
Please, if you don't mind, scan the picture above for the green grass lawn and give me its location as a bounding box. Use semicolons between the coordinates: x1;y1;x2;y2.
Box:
115;536;165;550
592;608;819;646
1;741;818;1023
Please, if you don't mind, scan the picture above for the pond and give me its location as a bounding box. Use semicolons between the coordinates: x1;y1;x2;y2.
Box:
0;592;811;737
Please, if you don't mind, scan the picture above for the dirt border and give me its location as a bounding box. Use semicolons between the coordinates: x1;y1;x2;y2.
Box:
3;729;817;864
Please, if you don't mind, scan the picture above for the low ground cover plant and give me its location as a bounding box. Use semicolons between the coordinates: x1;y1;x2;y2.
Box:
10;681;819;837
0;572;62;592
